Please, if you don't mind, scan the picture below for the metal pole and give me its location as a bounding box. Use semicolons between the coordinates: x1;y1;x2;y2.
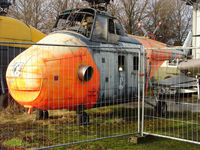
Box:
141;46;145;137
138;47;141;134
143;132;200;145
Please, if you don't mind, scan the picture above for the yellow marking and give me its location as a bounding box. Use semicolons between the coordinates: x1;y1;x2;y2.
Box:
24;105;33;108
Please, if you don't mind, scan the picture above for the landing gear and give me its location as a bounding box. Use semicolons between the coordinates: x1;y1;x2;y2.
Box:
77;104;90;125
77;111;89;125
155;101;167;117
0;93;8;110
36;110;49;120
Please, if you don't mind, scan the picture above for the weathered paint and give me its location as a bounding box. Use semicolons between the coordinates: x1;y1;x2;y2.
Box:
0;16;46;94
6;32;182;112
129;35;170;78
6;33;100;111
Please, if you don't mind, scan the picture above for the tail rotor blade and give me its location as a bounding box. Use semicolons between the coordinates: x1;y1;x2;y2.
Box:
137;21;148;37
153;20;163;35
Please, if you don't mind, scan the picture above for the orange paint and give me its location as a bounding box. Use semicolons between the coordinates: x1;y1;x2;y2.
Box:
6;32;178;112
129;35;171;78
6;33;100;111
129;35;173;93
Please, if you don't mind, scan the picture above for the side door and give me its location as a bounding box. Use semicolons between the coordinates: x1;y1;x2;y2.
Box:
116;51;139;103
128;53;139;99
117;54;127;99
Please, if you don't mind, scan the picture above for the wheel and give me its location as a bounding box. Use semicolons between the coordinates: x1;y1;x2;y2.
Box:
43;110;49;119
0;93;8;110
78;112;89;125
36;110;49;120
155;101;167;117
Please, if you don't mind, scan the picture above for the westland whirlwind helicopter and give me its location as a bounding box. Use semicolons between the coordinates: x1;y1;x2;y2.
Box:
0;0;46;109
6;0;190;124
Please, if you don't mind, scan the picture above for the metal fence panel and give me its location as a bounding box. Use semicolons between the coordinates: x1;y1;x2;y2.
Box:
142;47;200;145
0;42;141;149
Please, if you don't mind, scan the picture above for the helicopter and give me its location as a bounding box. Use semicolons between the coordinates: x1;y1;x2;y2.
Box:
0;0;46;109
6;0;189;124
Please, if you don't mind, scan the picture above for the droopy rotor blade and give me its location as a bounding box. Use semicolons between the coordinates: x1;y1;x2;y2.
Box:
137;21;148;37
153;20;163;35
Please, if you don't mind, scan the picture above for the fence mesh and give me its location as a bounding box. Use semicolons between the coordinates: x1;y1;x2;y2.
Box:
0;42;141;149
142;47;200;144
1;42;200;149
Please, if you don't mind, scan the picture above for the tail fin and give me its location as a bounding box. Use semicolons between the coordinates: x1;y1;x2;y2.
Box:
183;31;192;48
182;31;192;56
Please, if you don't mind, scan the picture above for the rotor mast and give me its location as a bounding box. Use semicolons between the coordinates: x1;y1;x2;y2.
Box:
83;0;112;11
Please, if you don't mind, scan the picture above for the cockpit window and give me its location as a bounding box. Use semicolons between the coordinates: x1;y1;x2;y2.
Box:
92;15;107;41
108;19;115;34
53;8;126;40
56;19;68;30
53;10;94;38
115;22;126;36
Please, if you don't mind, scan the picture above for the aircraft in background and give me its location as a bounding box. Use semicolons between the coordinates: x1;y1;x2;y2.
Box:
178;58;200;99
5;0;190;124
0;0;46;109
136;18;195;99
152;31;197;98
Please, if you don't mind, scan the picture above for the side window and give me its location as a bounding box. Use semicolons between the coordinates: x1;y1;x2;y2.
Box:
108;19;115;34
92;15;107;41
115;22;125;36
133;55;139;71
118;55;125;72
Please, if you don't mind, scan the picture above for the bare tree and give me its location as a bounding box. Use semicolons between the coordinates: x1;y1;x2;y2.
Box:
109;0;191;45
7;0;192;45
172;0;192;45
8;0;48;31
142;0;192;45
50;0;82;17
8;0;83;34
115;0;149;34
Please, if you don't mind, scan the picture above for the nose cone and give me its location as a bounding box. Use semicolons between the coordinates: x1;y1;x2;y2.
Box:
6;55;44;103
178;59;200;77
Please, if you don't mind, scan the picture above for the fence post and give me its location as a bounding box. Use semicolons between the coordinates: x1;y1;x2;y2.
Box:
141;46;145;137
138;47;141;134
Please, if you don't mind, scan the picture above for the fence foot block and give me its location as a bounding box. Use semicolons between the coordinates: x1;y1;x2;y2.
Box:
128;135;148;144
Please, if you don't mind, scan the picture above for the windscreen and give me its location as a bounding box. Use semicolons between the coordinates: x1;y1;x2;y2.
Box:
54;10;94;38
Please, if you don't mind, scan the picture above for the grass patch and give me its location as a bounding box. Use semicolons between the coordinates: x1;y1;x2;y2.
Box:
3;138;30;147
0;104;200;149
51;135;200;150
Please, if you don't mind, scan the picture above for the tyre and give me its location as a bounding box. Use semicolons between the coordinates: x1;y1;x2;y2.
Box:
36;110;49;120
155;101;167;117
78;112;89;125
0;93;8;110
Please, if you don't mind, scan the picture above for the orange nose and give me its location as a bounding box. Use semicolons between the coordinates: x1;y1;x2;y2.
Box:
6;56;44;103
